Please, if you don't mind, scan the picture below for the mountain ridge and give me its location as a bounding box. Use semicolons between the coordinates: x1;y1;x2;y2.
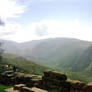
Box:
1;37;92;73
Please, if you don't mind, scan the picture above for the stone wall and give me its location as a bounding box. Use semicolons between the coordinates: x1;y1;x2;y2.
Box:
38;71;92;92
0;71;41;86
2;71;92;92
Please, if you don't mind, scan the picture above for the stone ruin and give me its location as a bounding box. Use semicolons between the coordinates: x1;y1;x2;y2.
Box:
3;71;92;92
39;71;92;92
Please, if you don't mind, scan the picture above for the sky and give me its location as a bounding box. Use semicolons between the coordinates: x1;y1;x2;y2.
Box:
0;0;92;42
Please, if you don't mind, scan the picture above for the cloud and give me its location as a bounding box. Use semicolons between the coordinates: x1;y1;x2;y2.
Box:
40;0;54;2
32;0;55;3
0;0;28;41
0;0;26;20
34;26;48;36
1;19;92;42
20;19;92;42
0;22;19;37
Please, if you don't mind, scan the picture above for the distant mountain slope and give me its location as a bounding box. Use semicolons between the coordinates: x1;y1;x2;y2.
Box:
1;38;92;72
0;40;22;55
22;38;92;70
72;46;92;73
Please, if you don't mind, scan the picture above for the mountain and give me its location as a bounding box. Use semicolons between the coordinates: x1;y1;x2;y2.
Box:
72;45;92;76
0;40;22;55
24;38;91;69
1;38;92;73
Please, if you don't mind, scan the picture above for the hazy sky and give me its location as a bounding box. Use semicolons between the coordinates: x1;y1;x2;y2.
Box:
0;0;92;42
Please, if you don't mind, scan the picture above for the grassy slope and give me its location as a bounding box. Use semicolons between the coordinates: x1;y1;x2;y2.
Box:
1;54;92;83
2;54;50;75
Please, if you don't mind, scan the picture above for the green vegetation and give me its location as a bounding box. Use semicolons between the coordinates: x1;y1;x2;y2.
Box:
1;38;92;82
2;54;50;75
0;85;11;92
21;38;91;70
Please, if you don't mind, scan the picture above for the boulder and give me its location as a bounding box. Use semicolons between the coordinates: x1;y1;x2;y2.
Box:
83;82;92;92
40;71;67;90
14;84;26;90
70;81;86;92
44;71;67;81
19;87;34;92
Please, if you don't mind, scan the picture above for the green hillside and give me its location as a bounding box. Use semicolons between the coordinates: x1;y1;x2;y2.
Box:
2;54;49;75
24;38;91;70
2;38;92;81
69;46;92;72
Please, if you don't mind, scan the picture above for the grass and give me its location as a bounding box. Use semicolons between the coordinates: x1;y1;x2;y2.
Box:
2;55;50;75
0;85;12;92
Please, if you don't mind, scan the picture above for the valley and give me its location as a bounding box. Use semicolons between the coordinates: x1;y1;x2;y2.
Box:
1;37;92;82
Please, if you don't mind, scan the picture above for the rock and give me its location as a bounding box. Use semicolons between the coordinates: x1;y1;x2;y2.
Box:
30;87;48;92
60;81;72;88
83;82;92;92
14;84;26;90
5;88;19;92
6;86;48;92
40;71;67;90
19;87;34;92
69;81;86;92
2;70;92;92
71;81;86;88
42;76;60;85
20;87;48;92
44;71;67;81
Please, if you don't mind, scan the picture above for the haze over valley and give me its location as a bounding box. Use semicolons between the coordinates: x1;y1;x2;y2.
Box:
2;37;92;78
